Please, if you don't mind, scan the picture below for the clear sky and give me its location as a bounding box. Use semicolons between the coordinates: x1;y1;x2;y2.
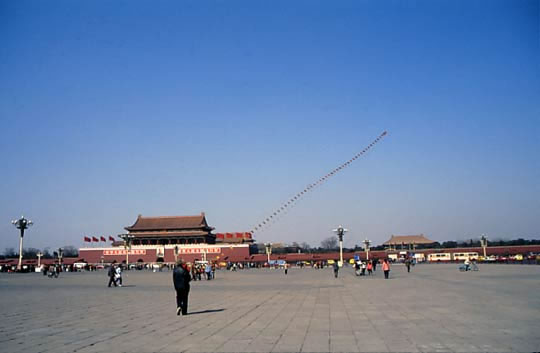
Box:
1;0;539;252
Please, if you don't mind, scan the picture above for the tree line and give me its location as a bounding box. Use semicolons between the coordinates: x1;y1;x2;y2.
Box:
1;246;79;259
259;237;540;254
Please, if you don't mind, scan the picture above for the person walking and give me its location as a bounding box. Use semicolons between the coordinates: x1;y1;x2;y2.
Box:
405;257;411;273
367;261;373;275
191;264;198;281
372;258;377;272
115;265;123;286
382;259;391;279
361;261;366;276
108;264;117;287
205;263;212;280
333;261;339;278
173;259;191;316
284;263;288;275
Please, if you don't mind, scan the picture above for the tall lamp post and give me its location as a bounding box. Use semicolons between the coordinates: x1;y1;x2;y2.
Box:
37;251;43;268
264;243;272;265
333;225;348;267
480;234;488;258
11;216;33;271
363;238;371;260
119;234;135;269
58;248;64;267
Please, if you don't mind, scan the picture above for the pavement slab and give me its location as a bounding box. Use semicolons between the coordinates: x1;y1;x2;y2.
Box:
0;263;539;352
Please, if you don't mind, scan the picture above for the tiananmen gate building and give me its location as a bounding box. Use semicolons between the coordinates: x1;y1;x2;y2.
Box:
79;213;253;265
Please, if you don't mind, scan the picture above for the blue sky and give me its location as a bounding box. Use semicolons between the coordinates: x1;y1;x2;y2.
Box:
1;0;538;251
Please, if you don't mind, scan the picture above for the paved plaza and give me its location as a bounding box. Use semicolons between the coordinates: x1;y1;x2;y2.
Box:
1;263;539;353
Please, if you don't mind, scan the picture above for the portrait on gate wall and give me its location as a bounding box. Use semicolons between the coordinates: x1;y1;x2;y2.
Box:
156;247;165;258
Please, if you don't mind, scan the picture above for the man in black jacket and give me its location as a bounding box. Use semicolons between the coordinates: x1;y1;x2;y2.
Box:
173;260;191;316
108;264;117;287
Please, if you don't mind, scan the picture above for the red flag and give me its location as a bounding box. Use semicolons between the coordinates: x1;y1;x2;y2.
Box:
109;236;115;242
84;236;91;242
100;236;106;242
92;236;99;242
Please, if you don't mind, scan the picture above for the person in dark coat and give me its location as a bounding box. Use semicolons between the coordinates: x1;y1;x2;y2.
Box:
108;264;117;287
333;261;339;278
173;260;191;316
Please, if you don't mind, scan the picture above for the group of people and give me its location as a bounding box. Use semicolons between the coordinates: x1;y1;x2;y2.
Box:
191;262;215;281
43;264;61;278
107;263;123;287
333;258;392;279
354;259;378;276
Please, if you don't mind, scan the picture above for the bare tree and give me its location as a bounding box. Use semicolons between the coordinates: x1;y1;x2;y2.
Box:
4;248;16;258
23;247;40;258
62;246;79;257
300;242;311;250
320;237;338;250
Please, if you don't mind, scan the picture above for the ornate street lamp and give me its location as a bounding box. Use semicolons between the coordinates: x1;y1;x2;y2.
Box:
332;225;348;267
363;238;371;260
480;234;488;258
11;216;33;271
264;243;272;264
119;234;135;269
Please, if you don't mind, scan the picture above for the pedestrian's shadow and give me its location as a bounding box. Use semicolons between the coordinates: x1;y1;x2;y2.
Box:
187;309;225;315
120;285;136;288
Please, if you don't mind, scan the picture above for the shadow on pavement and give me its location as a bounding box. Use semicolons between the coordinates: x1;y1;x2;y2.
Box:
187;309;225;315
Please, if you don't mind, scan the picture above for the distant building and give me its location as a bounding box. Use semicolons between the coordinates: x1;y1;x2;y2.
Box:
126;213;216;245
79;213;251;264
383;234;436;250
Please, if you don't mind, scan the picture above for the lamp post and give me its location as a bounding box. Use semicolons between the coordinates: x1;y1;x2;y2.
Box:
363;238;371;260
37;251;43;268
333;225;348;267
264;243;272;265
58;248;63;267
119;234;135;269
480;234;488;258
11;216;33;271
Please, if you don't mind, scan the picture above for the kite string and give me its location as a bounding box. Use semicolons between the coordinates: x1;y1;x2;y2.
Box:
250;131;388;234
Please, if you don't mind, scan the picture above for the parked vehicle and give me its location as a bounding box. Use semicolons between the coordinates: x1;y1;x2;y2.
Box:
452;252;479;261
428;253;452;262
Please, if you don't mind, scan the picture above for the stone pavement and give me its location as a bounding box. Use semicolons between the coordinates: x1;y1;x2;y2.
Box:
1;263;539;352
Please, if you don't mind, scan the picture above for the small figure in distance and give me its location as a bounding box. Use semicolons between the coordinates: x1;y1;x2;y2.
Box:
284;263;288;275
367;260;373;275
108;263;117;287
405;257;411;273
173;259;192;316
382;259;391;279
115;265;123;286
361;261;366;276
205;263;212;280
333;261;339;278
464;257;471;271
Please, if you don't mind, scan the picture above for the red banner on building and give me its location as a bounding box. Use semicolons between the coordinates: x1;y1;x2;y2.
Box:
103;249;146;256
177;248;221;254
